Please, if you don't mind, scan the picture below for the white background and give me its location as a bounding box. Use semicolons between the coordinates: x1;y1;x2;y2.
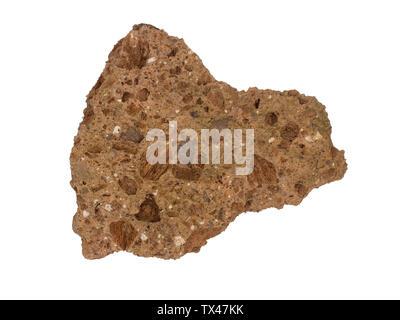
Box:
0;0;399;299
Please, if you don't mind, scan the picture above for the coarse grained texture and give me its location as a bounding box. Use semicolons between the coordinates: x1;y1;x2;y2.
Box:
70;24;347;259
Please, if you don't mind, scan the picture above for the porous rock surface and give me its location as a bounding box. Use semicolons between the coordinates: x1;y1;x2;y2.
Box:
70;24;347;259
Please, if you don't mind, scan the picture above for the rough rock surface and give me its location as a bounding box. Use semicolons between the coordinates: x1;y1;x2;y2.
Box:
70;24;347;259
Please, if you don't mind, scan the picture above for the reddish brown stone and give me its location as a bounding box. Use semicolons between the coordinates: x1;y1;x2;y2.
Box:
70;24;347;259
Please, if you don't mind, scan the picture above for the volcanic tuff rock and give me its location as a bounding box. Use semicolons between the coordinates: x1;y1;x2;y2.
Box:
70;24;347;259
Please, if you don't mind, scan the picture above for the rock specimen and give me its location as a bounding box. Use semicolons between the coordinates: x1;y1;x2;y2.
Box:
70;24;347;259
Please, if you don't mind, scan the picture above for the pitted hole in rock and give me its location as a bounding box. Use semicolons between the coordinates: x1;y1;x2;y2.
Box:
121;92;131;102
280;122;300;142
137;88;150;101
294;183;308;197
167;47;178;57
265;112;278;125
135;194;161;222
190;110;199;118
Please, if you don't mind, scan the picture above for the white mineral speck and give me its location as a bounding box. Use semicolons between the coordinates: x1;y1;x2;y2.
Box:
83;210;90;218
104;204;112;212
147;57;156;64
174;236;186;246
113;126;121;135
268;137;275;143
315;131;323;140
140;234;148;241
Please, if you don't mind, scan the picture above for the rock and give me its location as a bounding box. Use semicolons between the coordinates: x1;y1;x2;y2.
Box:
70;24;347;259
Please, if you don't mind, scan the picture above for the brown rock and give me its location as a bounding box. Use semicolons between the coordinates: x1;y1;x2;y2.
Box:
109;220;137;250
118;176;137;195
70;24;347;259
121;126;144;143
135;194;161;223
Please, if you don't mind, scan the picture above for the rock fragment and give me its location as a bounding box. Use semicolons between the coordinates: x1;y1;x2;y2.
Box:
70;24;347;259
